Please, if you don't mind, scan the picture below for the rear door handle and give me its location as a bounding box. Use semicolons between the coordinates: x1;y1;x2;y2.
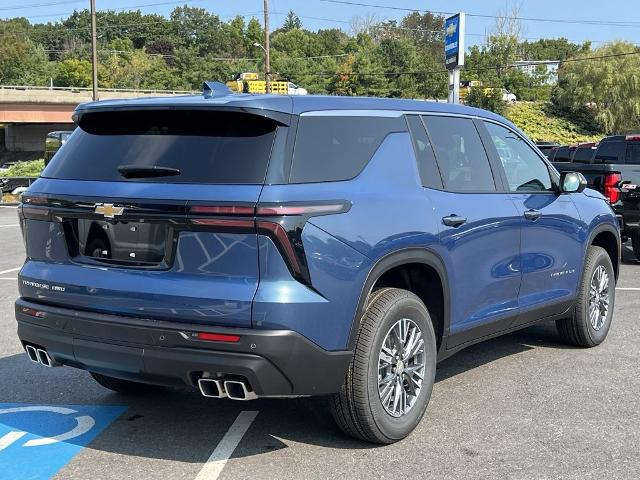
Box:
442;215;467;227
524;209;541;221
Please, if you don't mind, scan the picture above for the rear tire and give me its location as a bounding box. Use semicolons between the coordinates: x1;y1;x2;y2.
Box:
90;372;163;394
556;246;615;347
329;288;437;444
632;231;640;261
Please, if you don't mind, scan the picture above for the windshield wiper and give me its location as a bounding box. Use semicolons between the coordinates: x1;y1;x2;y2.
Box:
117;165;181;179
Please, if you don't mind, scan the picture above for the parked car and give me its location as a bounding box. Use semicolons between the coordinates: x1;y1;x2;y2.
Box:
553;134;640;259
549;144;576;163
571;142;598;164
44;130;73;165
16;85;620;444
535;141;561;158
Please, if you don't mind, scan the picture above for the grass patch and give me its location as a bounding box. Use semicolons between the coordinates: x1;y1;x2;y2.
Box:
506;102;603;144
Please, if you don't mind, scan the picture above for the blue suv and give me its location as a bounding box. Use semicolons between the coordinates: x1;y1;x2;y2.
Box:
15;84;620;443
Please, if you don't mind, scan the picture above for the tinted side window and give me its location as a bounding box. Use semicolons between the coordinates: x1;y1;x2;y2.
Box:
484;122;552;192
554;146;572;162
423;116;496;192
290;116;404;183
626;143;640;165
595;141;625;164
405;115;442;189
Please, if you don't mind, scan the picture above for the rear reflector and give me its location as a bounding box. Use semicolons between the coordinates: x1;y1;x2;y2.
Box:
21;307;46;318
190;218;254;228
197;332;241;343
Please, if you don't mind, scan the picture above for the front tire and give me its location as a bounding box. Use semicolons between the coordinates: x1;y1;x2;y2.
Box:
329;288;437;444
556;246;615;347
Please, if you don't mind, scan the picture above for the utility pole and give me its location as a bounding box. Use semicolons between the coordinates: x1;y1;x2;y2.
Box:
90;0;98;101
263;0;270;94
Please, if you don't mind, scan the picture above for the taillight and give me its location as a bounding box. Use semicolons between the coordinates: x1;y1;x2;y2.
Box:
604;173;622;204
625;135;640;141
188;201;350;286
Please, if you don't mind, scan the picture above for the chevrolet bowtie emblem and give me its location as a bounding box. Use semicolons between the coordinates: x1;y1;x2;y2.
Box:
95;203;124;218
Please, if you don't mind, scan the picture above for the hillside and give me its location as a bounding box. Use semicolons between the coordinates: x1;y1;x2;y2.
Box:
506;102;603;144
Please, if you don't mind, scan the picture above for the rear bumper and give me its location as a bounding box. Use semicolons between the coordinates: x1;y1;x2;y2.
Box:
15;298;352;396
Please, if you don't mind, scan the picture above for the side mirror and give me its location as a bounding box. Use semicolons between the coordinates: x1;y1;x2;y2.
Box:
560;171;588;193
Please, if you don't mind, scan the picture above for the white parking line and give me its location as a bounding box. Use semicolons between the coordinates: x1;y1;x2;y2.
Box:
0;278;17;281
616;287;640;291
0;224;19;227
0;267;20;275
0;206;17;209
195;410;258;480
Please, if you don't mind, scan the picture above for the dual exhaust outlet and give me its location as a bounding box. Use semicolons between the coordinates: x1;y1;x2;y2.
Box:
24;345;59;368
198;378;258;401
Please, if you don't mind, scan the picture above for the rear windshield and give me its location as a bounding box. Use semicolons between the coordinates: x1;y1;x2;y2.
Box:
595;141;625;164
553;146;572;162
43;110;279;184
572;147;596;164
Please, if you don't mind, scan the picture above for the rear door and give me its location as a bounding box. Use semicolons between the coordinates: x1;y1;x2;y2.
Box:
481;120;583;323
20;108;286;328
410;115;522;347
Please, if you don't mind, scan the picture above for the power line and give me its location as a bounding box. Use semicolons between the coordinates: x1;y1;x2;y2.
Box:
318;0;640;28
0;0;83;12
292;50;640;77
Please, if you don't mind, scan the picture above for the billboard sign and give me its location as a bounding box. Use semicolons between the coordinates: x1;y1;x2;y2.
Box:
444;13;465;70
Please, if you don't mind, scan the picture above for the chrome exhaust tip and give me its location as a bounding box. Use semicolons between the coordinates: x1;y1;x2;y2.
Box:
25;345;39;363
224;380;258;401
36;349;52;367
198;378;227;398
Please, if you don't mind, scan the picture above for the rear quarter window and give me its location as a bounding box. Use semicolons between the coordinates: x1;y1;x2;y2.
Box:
289;115;405;183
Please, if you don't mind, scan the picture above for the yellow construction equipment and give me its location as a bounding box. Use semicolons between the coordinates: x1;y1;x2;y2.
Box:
226;73;290;95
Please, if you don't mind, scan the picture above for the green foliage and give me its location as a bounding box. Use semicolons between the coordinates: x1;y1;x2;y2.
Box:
54;59;92;87
467;88;508;116
282;11;302;32
4;159;45;177
506;102;602;143
553;41;640;134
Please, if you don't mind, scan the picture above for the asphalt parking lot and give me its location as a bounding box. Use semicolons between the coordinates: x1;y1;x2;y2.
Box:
0;205;639;480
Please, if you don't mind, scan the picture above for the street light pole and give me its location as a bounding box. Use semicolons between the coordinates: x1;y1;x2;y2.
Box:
263;0;270;94
90;0;98;101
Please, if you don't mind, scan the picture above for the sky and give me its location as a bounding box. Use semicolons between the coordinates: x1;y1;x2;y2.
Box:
3;0;640;49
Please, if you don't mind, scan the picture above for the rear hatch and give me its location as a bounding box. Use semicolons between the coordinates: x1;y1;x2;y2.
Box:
19;108;285;328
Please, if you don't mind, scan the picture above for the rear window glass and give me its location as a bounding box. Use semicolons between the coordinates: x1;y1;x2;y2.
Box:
553;146;572;162
43;110;279;184
572;147;596;164
626;143;640;165
595;141;625;164
289;116;404;183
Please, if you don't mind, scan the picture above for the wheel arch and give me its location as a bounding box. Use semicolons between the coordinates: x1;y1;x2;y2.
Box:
347;248;450;355
587;223;621;281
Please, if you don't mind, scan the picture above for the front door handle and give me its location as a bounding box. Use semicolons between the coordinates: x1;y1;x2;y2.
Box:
442;215;467;227
524;209;541;221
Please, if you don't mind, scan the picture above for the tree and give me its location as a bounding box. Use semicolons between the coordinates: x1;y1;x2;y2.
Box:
466;87;508;115
282;11;302;31
0;20;50;85
553;42;640;134
54;58;92;87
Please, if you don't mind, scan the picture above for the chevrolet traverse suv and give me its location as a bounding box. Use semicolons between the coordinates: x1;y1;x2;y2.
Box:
16;84;620;443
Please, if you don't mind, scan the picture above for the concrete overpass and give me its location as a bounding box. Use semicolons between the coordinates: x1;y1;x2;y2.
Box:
0;85;194;154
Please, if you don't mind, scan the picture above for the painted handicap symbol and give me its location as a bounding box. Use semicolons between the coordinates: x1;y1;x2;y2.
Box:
0;403;126;480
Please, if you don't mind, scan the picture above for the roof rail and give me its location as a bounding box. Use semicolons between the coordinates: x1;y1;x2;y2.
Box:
203;81;232;98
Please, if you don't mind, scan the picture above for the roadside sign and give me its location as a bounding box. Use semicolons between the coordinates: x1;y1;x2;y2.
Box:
0;403;126;479
444;13;465;70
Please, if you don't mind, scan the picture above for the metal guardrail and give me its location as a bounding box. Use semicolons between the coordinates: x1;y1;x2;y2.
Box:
0;85;197;95
0;176;37;194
